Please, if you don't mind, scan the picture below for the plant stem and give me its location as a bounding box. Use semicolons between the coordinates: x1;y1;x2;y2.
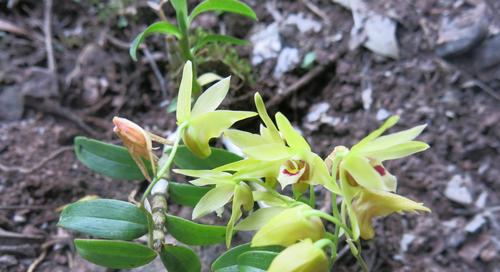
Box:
331;193;341;260
309;185;315;208
303;210;352;238
140;124;186;205
314;238;335;251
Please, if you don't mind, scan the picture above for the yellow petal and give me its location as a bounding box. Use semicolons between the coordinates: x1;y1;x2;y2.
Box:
226;183;253;247
192;184;235;219
275;112;310;151
251;205;325;247
176;61;193;123
360;124;427;153
352;115;399;152
224;129;268;149
184;110;257;158
243;143;294;161
353;189;430;239
197;72;222;86
254;93;282;143
268;239;328;272
361;141;430;161
235;207;286;231
191;76;230;117
342;155;387;191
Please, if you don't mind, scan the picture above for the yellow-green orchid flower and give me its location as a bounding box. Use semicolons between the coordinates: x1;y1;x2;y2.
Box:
352;188;430;239
176;61;257;158
172;169;254;247
325;116;429;240
221;93;340;193
267;239;329;272
250;205;325;247
327;115;429;192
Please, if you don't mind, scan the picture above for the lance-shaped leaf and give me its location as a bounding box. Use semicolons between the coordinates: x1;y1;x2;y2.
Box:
130;22;182;61
168;182;212;207
58;199;147;240
75;239;157;269
74;137;148;180
166;214;227;245
212;243;283;272
189;0;257;23
237;251;278;272
160;244;201;272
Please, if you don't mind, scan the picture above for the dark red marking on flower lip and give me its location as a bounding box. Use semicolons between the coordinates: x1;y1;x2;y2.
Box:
374;165;386;176
282;169;296;176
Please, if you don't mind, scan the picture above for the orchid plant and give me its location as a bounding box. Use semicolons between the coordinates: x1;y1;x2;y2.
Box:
59;61;430;271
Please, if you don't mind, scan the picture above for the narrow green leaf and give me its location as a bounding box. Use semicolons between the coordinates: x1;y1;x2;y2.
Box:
171;145;242;170
130;22;182;61
189;0;257;23
168;182;212;207
193;34;248;53
237;251;278;271
166;214;226;245
58;199;147;240
75;239;157;269
74;136;147;180
160;244;201;272
211;243;283;271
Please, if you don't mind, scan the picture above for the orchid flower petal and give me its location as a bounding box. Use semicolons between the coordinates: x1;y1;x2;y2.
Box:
342;155;388;191
224;129;267;149
235;207;286;231
184;110;257;158
226;183;253;247
191;76;230;117
176;61;193;123
192;184;235;219
254;93;282;143
360;124;427;153
307;153;341;194
173;169;232;179
353;189;430;239
352;115;399;152
362;141;430;161
275;112;311;151
243;143;294;161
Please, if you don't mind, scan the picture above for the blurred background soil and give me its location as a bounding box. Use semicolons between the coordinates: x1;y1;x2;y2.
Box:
1;0;499;271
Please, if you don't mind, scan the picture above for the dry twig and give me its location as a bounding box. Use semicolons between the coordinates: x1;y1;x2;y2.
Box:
43;0;56;73
0;146;72;174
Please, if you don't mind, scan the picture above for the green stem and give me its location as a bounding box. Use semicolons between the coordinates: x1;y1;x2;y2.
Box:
314;238;335;251
303;210;353;238
248;179;294;205
331;193;341;260
309;185;315;208
355;240;369;272
140;124;187;206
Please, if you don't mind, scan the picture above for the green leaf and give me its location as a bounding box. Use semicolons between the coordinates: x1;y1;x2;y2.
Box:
172;145;242;170
193;34;248;53
74;136;147;180
211;243;283;272
237;251;278;272
160;244;201;272
166;214;226;245
75;239;157;269
130;22;182;61
168;182;212;207
189;0;257;23
58;199;147;240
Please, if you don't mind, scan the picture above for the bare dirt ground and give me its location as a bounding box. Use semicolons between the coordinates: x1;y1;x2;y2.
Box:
1;0;499;271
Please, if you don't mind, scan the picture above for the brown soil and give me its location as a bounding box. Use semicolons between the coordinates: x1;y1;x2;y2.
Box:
1;0;499;271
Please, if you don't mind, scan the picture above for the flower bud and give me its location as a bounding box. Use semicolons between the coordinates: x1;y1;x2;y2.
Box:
113;117;150;158
268;239;328;272
251;205;325;247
